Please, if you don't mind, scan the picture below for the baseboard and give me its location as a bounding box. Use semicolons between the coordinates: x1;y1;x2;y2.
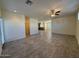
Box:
5;36;26;43
4;33;40;43
52;32;75;37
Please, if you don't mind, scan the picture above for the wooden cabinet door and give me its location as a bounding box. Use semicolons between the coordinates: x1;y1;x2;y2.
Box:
25;16;30;36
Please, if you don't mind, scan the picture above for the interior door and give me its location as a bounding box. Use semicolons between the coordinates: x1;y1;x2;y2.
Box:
25;16;30;36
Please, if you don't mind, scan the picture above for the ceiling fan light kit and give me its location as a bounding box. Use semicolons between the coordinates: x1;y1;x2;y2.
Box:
51;14;55;17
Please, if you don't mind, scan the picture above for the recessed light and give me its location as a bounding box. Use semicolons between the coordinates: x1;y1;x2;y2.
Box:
14;10;16;12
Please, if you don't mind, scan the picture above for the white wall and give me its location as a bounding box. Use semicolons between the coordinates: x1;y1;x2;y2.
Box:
2;10;26;42
44;20;52;31
2;10;39;42
52;15;76;35
30;18;38;35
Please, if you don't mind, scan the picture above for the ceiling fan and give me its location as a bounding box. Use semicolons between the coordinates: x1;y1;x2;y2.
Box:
50;10;61;17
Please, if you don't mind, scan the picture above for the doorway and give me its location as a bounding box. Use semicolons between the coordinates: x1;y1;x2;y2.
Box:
38;22;45;30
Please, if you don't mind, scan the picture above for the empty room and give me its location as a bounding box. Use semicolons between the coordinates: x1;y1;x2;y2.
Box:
0;0;79;58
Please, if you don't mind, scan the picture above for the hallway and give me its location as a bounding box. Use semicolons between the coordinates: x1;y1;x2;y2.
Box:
2;31;79;58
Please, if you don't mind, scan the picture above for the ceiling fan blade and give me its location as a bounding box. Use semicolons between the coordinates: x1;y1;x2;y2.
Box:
56;11;61;13
50;10;60;16
55;11;60;15
55;13;60;15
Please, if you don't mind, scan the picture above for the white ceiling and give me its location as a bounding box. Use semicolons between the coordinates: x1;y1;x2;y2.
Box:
0;0;79;20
